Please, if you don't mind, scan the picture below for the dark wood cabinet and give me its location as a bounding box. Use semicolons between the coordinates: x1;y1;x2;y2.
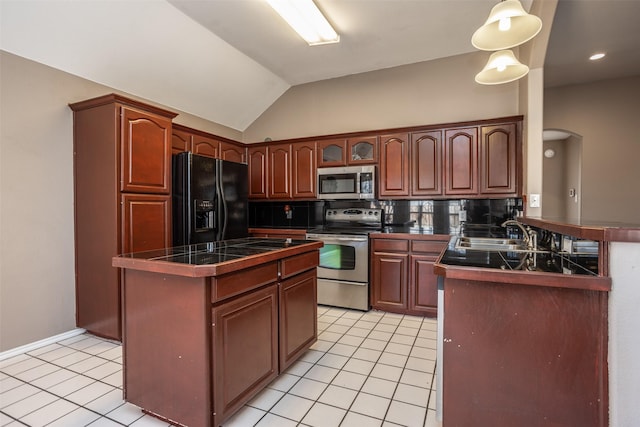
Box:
212;283;279;424
120;106;172;194
371;236;448;316
221;141;247;163
379;133;410;197
248;146;268;199
279;268;317;371
292;141;316;198
317;139;347;167
347;136;378;164
371;239;409;311
192;134;220;159
444;127;478;195
121;194;171;254
119;246;319;427
268;144;292;199
70;94;177;340
480;123;518;195
411;130;443;196
171;128;190;154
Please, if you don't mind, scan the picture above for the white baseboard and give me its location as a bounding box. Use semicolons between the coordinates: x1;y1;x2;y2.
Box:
0;328;86;361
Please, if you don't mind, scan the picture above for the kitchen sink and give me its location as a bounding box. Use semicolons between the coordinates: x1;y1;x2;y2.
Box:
455;236;529;252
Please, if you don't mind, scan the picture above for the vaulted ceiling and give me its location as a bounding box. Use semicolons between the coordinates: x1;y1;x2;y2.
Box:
2;0;639;131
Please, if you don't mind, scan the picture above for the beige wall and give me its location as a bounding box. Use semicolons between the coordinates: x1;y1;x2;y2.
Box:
542;139;568;217
243;51;520;143
544;76;640;222
0;51;240;351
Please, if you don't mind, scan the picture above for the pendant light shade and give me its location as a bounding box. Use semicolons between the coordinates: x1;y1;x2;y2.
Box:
472;0;542;51
475;50;529;85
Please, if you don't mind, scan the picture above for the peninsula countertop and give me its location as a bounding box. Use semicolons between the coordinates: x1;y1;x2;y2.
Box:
112;237;323;277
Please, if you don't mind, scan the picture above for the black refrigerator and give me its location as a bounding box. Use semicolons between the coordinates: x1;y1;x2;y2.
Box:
173;152;248;245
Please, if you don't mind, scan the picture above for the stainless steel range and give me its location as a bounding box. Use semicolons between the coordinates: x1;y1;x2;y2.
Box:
306;207;384;311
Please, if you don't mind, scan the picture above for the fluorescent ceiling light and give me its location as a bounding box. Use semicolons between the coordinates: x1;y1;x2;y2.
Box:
266;0;339;46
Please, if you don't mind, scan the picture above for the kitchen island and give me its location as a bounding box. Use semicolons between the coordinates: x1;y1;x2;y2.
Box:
435;217;640;427
112;237;322;427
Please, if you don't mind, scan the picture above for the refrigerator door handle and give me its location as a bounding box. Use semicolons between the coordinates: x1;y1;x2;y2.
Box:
217;163;228;241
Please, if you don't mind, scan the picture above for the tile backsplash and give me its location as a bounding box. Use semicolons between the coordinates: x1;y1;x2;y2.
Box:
249;198;523;235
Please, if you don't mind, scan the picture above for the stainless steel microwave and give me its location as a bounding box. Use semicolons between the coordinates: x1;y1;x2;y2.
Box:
317;165;375;200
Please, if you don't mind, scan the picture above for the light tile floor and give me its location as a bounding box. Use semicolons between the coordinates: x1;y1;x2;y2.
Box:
1;306;438;427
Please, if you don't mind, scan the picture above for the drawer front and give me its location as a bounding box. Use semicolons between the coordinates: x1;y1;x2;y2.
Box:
411;240;448;254
281;251;319;279
372;239;409;252
212;262;278;303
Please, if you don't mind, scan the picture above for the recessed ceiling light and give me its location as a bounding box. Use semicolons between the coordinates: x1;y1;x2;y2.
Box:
589;53;606;61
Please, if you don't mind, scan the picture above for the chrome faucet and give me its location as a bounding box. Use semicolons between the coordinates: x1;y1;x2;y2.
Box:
501;219;538;251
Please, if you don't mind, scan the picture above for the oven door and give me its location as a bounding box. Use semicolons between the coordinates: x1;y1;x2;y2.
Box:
305;233;369;283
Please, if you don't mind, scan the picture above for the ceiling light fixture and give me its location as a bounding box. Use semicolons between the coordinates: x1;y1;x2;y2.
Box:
589;53;606;61
475;50;529;85
472;0;542;51
265;0;339;46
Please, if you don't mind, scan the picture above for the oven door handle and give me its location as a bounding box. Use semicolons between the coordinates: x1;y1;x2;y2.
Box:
306;234;368;243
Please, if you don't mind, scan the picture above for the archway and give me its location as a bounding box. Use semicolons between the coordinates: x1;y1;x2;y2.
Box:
542;129;583;220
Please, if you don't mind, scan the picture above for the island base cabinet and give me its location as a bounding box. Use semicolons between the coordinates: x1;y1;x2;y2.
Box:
443;278;608;427
279;269;317;371
212;284;279;427
122;270;211;427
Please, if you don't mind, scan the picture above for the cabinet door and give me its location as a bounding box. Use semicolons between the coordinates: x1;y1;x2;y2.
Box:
192;134;220;159
480;123;518;195
409;255;439;316
379;133;410;197
221;141;247;164
317;139;347;167
212;284;278;427
347;136;378;164
411;131;443;196
292;141;316;199
121;106;171;194
121;194;171;253
279;269;317;371
371;252;409;311
444;127;478;196
171;128;191;155
268;144;292;199
248;146;268;199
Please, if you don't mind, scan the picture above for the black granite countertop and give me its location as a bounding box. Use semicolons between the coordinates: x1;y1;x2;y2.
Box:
117;238;314;265
439;236;599;276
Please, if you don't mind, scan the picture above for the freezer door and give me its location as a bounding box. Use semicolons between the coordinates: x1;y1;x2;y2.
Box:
217;159;248;240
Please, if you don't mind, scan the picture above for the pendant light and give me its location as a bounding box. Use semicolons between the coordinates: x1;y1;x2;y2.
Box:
475;50;529;85
472;0;542;51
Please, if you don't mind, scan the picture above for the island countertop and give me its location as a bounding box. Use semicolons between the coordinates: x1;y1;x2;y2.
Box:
112;237;323;277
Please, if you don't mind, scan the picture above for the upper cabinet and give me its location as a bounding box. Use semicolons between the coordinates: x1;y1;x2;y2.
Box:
379;133;410;197
248;146;268;199
444;127;479;196
317;136;377;167
172;124;247;164
479;123;518;195
268;144;292;199
317;139;346;167
220;141;247;164
347;136;378;165
121;106;173;195
411;131;443;197
292;141;317;199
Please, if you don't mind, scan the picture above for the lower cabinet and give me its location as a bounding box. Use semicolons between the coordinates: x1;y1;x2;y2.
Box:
212;284;279;424
371;236;448;317
121;193;171;253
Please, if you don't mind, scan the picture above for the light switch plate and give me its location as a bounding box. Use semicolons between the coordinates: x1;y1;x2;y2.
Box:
529;194;541;208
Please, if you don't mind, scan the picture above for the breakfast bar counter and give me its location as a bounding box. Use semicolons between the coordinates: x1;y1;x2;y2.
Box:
112;238;322;427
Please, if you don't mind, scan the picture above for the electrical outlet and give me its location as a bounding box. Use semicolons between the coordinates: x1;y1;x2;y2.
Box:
458;210;467;222
529;194;541;208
